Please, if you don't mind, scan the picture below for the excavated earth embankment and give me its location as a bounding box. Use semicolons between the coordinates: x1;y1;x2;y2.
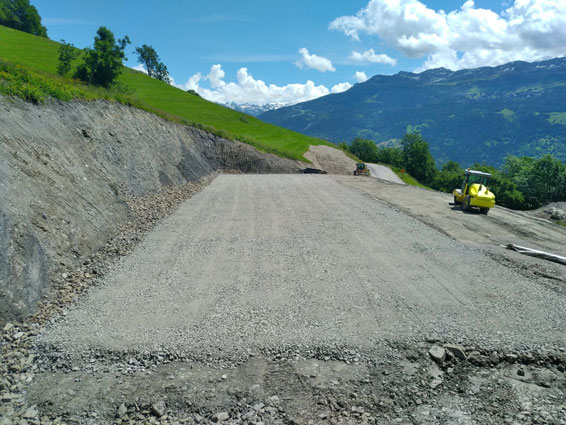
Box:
0;96;302;323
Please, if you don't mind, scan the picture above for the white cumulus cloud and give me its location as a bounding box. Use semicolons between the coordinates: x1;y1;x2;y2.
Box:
295;47;336;72
349;49;397;65
330;0;566;71
176;64;332;106
331;82;353;93
206;64;226;88
184;72;202;91
354;71;369;83
131;64;148;74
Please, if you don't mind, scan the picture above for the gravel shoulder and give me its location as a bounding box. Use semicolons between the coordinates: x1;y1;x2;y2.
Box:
334;176;566;254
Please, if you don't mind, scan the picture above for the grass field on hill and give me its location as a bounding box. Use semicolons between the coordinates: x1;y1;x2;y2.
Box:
0;25;333;162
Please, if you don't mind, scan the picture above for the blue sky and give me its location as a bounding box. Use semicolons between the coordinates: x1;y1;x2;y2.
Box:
34;0;566;106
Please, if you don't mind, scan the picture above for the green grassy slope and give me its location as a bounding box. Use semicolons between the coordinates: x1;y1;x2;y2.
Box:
0;25;332;161
390;167;430;189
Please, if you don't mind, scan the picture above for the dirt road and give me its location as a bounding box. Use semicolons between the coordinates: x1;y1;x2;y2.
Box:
25;175;566;424
365;163;405;184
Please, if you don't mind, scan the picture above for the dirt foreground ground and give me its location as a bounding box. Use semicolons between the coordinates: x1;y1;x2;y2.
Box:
1;175;565;425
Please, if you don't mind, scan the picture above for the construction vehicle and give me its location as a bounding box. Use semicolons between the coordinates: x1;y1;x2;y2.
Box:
354;163;369;176
453;169;496;214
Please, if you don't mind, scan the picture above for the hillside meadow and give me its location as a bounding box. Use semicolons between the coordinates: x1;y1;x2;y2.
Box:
0;25;333;162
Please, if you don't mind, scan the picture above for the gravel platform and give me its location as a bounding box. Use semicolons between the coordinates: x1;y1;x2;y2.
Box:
38;175;565;359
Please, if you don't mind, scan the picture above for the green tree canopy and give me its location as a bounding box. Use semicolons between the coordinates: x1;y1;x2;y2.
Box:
349;137;378;163
513;154;566;208
135;44;171;83
431;160;464;193
57;40;79;76
401;133;437;184
0;0;47;37
75;26;130;87
375;146;403;168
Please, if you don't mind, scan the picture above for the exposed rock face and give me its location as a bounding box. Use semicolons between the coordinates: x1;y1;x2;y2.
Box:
0;97;302;322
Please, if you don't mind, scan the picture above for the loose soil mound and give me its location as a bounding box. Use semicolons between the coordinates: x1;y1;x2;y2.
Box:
303;145;356;175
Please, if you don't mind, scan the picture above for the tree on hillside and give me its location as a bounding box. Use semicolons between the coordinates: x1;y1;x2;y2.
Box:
75;26;130;87
135;44;171;83
375;146;403;168
0;0;47;37
517;154;566;208
401;133;436;184
349;137;378;163
431;160;464;193
57;40;79;76
502;155;566;209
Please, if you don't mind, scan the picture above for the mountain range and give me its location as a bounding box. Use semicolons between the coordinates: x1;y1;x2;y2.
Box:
259;58;566;166
224;102;286;116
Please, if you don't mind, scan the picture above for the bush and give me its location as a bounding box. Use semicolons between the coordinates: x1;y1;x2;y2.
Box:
503;155;566;209
376;146;403;168
0;58;109;103
430;160;464;193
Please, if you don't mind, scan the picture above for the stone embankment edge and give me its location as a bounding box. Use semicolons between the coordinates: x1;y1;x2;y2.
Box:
0;173;219;424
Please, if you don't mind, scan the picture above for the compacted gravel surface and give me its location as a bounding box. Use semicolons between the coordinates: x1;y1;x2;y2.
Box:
3;174;562;425
39;175;565;358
